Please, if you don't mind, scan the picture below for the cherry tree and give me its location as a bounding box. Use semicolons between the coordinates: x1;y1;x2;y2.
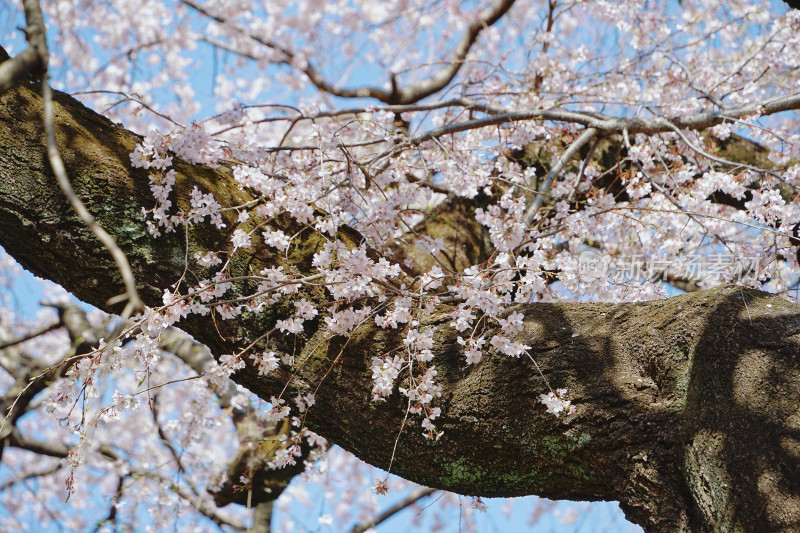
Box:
1;0;800;531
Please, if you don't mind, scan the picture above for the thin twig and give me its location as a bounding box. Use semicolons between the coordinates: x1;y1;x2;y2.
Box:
42;80;144;318
350;487;437;533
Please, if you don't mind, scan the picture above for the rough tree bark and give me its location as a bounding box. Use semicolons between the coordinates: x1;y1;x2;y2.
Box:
1;72;799;532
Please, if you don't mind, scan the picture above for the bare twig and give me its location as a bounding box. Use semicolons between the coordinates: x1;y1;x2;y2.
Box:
72;90;184;127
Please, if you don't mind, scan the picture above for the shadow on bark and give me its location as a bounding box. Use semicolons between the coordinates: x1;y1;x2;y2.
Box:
680;289;800;532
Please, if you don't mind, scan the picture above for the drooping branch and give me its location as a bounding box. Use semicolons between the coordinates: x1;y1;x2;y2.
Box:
1;75;800;533
20;0;144;320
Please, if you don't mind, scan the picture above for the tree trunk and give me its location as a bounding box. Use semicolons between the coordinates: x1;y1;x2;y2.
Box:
1;79;799;532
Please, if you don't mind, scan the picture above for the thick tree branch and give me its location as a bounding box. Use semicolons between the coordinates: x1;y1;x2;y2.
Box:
0;0;47;96
1;77;800;533
0;47;40;96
